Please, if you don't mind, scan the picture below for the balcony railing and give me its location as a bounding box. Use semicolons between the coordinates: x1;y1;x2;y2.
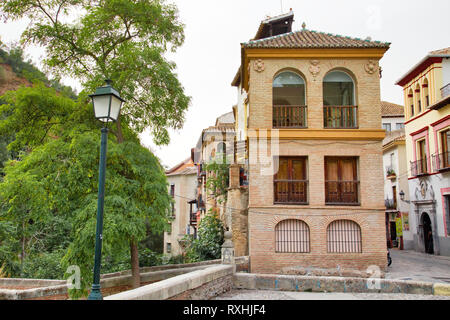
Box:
410;158;428;176
273;105;307;128
432;152;450;171
274;180;308;204
189;213;197;226
441;83;450;99
385;198;396;210
323;105;358;129
325;180;359;205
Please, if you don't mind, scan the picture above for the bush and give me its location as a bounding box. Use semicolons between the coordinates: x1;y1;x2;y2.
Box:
183;210;224;263
138;248;163;267
21;249;66;279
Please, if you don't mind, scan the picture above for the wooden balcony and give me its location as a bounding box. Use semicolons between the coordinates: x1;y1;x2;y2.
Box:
274;180;308;204
325;180;359;205
273;105;307;128
323;105;358;129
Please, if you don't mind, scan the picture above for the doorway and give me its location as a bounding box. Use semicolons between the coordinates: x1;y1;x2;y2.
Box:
422;213;434;254
389;221;398;247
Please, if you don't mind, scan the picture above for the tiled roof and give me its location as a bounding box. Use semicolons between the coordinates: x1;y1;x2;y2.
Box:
166;157;195;175
243;29;390;49
381;101;404;117
383;129;405;147
429;47;450;55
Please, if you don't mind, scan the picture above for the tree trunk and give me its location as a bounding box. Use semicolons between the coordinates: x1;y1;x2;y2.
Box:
116;117;140;289
116;117;124;143
130;240;140;288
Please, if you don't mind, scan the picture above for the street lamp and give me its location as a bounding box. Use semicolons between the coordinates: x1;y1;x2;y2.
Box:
87;79;125;300
399;190;410;203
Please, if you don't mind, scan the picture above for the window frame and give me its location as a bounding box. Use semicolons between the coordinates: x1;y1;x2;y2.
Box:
274;156;308;205
324;157;360;206
327;219;362;253
322;70;358;129
275;219;310;253
382;123;391;132
272;71;307;128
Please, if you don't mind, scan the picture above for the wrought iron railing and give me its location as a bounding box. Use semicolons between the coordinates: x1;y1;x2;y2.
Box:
273;105;307;128
325;180;359;205
385;198;396;210
274;180;308;204
410;158;428;176
323;105;358;128
432;151;450;171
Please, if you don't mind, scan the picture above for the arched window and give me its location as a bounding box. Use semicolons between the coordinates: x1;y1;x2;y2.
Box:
323;71;355;106
273;71;307;128
415;84;421;113
217;142;226;154
275;219;310;253
323;71;357;128
408;89;414;118
423;78;429;107
327;220;362;253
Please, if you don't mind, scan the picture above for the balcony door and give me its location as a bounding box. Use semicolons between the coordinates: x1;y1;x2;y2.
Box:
417;139;427;174
325;157;359;205
273;71;307;128
323;71;357;128
274;157;307;204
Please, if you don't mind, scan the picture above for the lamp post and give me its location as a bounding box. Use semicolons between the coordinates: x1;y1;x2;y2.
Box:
399;190;410;203
87;79;125;300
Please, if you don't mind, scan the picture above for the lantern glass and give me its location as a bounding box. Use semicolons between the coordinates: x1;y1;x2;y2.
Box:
109;94;123;122
92;95;111;122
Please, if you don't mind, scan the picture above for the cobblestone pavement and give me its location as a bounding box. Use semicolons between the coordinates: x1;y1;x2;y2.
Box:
213;289;450;300
386;249;450;283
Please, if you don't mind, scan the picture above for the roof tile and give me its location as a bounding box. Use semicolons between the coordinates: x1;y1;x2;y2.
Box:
243;29;390;49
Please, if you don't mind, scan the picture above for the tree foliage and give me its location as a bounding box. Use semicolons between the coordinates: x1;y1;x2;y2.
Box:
0;85;172;298
0;0;191;145
183;210;224;263
205;154;230;204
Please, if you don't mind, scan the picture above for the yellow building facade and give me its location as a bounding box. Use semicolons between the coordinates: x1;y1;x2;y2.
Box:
396;48;450;255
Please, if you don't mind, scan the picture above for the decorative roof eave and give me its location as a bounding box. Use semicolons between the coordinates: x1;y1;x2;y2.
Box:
382;114;404;118
396;54;450;87
231;67;241;87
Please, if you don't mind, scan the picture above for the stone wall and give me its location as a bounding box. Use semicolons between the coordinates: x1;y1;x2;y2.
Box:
105;265;233;300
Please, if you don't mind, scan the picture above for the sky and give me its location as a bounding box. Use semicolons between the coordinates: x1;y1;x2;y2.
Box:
1;0;449;169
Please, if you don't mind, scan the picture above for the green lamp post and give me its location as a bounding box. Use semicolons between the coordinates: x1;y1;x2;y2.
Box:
87;79;125;300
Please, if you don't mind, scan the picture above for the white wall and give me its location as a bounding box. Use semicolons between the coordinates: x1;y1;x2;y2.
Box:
164;172;197;256
442;57;450;88
382;116;405;132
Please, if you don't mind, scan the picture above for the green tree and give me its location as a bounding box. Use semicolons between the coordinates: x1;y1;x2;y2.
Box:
0;0;190;144
0;85;172;298
1;0;191;286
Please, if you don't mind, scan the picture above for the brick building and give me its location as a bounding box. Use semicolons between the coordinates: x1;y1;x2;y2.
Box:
229;10;391;273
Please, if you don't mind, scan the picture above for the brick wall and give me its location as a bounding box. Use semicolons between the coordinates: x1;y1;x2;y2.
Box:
245;56;387;273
